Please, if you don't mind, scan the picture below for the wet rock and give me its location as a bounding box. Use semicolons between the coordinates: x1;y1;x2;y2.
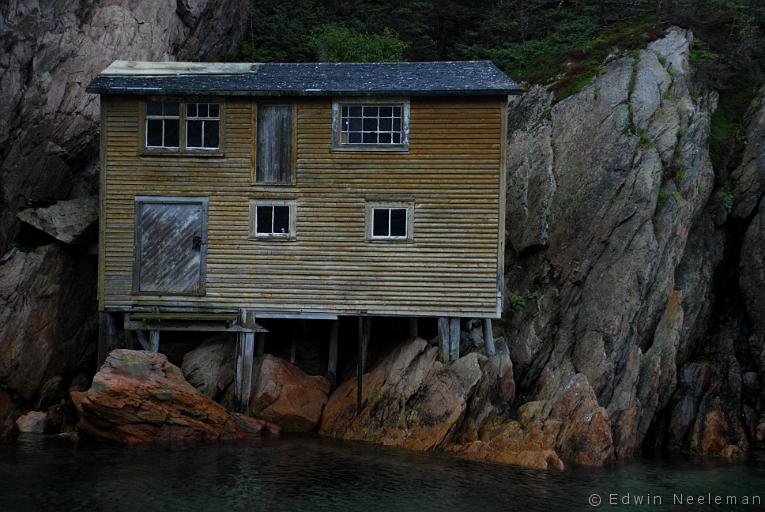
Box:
15;411;47;433
741;196;765;335
16;196;98;244
0;245;97;405
181;337;235;400
248;355;330;433
71;350;279;443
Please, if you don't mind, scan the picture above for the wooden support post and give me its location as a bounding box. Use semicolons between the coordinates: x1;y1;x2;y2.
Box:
289;323;297;364
357;317;370;413
408;317;418;340
235;332;255;413
149;330;160;352
438;317;450;363
97;312;118;368
449;317;460;361
256;331;266;357
327;319;339;389
482;318;496;357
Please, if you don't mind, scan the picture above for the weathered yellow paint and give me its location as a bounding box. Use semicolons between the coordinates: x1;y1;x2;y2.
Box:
100;96;505;317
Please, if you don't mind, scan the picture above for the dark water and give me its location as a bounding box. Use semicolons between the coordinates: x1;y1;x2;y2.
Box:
1;435;764;512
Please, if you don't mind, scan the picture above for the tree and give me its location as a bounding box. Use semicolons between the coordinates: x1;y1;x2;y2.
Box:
309;24;408;62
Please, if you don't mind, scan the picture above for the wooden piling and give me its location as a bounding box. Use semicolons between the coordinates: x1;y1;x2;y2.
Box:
449;317;460;361
482;318;496;357
357;317;370;413
438;317;450;363
235;332;255;413
408;317;418;339
149;330;160;352
289;322;297;364
97;311;119;367
327;319;339;389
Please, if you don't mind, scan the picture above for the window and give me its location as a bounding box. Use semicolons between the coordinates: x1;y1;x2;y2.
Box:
186;103;220;149
256;104;293;183
249;200;296;239
367;203;413;241
143;100;222;153
146;101;180;148
333;100;410;151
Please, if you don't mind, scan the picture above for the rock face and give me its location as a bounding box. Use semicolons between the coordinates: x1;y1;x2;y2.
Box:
181;338;236;400
0;0;249;251
15;411;47;434
71;350;279;443
17;196;99;245
0;245;97;405
248;355;330;433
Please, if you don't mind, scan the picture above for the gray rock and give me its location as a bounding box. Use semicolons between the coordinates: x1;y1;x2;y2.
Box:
741;197;765;334
729;86;765;219
181;337;235;400
17;196;98;244
16;411;47;433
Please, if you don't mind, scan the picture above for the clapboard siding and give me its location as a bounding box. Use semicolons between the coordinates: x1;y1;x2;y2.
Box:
100;96;505;317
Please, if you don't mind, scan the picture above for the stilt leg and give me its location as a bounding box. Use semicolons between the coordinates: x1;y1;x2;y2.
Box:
149;330;160;352
289;323;297;364
408;317;418;340
482;318;496;357
357;317;370;413
449;318;460;361
97;311;118;367
235;332;255;413
438;317;450;363
327;319;339;389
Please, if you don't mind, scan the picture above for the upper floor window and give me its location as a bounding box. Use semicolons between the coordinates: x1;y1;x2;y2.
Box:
146;101;180;148
332;100;410;151
256;104;294;184
143;100;221;154
186;103;220;150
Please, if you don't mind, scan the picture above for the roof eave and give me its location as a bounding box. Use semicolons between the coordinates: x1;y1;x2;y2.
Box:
86;87;523;96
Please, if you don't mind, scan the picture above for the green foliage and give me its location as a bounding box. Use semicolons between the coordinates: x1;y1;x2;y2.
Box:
508;290;538;312
709;78;758;171
639;130;650;147
721;188;734;212
658;186;670;206
656;54;667;66
310;24;407;62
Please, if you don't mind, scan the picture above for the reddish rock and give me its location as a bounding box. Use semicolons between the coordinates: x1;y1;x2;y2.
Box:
71;350;279;443
249;355;330;433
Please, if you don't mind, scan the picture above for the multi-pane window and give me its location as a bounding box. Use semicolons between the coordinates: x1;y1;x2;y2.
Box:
186;103;220;149
146;101;180;148
144;100;221;152
372;207;408;238
340;105;403;145
249;201;295;239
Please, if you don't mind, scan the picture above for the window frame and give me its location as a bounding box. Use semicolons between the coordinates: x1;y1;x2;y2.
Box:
365;200;415;242
331;98;410;153
185;102;221;151
248;199;297;241
139;97;225;156
252;102;298;186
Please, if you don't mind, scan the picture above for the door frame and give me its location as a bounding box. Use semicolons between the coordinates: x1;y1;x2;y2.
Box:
132;195;208;296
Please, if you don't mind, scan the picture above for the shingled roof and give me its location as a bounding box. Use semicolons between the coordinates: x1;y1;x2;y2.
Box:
86;60;522;96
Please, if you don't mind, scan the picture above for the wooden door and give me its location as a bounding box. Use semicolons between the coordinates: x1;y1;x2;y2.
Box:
133;196;207;295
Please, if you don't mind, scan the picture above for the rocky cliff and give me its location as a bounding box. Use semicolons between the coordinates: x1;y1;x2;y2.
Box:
1;11;764;471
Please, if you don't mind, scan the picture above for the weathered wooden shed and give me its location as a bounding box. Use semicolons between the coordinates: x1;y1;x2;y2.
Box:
87;60;521;407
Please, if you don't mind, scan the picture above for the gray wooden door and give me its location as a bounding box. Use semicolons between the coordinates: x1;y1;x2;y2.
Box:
134;197;207;295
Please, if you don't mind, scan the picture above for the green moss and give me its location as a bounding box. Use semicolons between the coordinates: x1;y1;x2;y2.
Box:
508;290;539;312
709;78;759;171
721;188;734;212
639;130;650;148
658;186;670;206
656;53;667;66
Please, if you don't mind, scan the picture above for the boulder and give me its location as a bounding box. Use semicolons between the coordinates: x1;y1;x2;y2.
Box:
0;245;97;404
71;350;279;443
181;337;235;400
248;355;330;433
16;196;98;244
15;411;47;433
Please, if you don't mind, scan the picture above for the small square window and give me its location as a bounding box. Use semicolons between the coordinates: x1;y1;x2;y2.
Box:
145;101;180;149
250;201;295;239
369;205;412;240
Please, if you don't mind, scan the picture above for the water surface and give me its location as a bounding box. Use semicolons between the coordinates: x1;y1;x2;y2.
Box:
0;434;763;511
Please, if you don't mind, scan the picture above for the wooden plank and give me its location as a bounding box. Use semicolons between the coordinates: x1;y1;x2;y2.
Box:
256;104;292;183
483;318;496;357
234;332;255;412
449;317;460;361
149;330;160;352
438;317;450;363
130;312;238;322
327;319;339;389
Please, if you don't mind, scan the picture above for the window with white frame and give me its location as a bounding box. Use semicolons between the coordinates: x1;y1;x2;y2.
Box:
146;101;180;148
334;100;409;149
186;103;220;149
249;200;295;239
370;206;409;239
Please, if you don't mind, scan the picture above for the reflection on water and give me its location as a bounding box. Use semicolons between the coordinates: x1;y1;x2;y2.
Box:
0;434;763;511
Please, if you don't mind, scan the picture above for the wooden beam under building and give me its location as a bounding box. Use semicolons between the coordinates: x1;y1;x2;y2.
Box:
234;332;255;413
438;317;450;363
357;317;370;413
97;311;119;367
449;318;460;361
483;318;496;356
327;319;339;389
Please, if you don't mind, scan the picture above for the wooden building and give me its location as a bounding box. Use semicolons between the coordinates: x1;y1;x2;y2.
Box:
87;60;521;407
